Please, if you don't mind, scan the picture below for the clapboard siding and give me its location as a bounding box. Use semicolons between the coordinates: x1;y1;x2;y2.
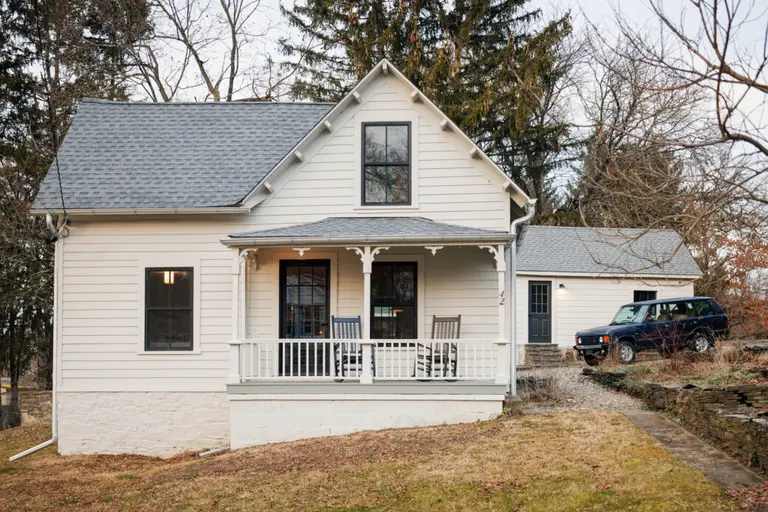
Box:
57;70;518;392
515;275;696;347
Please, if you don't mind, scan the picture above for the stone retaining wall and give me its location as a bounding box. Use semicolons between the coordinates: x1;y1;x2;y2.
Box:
21;391;52;421
586;369;768;474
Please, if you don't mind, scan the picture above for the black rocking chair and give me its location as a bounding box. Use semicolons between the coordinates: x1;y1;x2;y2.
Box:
415;315;461;378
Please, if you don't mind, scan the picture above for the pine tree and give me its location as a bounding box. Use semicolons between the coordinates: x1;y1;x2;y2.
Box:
0;0;148;427
280;0;572;204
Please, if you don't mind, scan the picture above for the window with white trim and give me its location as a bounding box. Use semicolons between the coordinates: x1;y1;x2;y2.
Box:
362;122;411;205
145;268;193;351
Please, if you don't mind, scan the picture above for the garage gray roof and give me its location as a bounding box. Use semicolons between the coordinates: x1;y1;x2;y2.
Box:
33;99;333;210
517;226;702;277
226;217;512;246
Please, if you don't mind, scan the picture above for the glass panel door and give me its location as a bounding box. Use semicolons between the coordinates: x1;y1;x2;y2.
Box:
279;260;330;376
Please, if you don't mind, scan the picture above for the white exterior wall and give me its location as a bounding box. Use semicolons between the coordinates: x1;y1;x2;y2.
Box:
514;274;696;348
229;395;501;449
55;70;515;454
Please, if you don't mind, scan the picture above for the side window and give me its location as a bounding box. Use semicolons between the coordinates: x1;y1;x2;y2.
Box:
633;290;657;302
669;302;697;320
644;305;658;323
694;300;715;316
145;268;193;351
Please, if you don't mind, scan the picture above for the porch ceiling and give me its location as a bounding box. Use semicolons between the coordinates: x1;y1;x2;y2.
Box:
222;216;512;248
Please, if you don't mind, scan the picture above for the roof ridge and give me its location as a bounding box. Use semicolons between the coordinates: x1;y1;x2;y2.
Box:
80;98;337;106
528;225;678;234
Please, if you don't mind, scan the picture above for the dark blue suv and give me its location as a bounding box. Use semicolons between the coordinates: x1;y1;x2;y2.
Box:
574;297;728;366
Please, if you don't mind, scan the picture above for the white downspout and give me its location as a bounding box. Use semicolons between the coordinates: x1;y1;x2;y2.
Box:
508;199;537;397
11;235;62;461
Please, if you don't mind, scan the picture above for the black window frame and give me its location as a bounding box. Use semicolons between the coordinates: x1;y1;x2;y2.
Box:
370;261;418;344
633;290;658;302
144;267;194;352
278;259;331;340
361;122;412;206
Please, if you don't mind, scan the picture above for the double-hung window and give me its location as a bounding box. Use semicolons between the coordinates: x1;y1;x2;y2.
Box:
362;123;411;205
145;268;193;351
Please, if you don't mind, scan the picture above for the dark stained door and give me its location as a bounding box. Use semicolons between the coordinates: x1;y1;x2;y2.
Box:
279;260;330;376
528;281;552;344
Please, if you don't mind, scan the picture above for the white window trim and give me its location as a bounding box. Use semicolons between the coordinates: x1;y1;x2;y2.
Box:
354;109;420;209
137;254;202;355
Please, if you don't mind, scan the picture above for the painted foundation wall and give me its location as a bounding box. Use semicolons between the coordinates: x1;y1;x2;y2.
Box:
229;395;502;449
57;391;229;457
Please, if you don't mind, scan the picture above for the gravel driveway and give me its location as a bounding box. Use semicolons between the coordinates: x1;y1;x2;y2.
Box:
518;366;643;412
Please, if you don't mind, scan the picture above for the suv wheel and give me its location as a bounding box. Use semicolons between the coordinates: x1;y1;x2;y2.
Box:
617;341;636;364
692;332;711;353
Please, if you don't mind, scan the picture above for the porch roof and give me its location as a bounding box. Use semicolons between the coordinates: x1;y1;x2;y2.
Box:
223;216;512;247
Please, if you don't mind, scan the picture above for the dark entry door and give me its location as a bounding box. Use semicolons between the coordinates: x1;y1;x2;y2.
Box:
528;281;552;343
279;260;330;376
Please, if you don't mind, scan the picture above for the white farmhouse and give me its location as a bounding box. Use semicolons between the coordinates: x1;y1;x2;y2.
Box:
28;60;700;457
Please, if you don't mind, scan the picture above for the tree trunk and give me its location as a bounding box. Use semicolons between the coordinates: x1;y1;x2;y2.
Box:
7;382;21;428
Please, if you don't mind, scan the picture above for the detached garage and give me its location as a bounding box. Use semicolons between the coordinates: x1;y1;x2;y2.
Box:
513;226;702;363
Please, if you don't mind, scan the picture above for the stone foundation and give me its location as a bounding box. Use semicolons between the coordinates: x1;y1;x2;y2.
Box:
586;369;768;474
58;392;229;457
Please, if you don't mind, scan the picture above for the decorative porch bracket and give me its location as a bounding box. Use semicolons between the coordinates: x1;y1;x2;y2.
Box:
424;246;444;255
346;246;389;383
479;244;509;385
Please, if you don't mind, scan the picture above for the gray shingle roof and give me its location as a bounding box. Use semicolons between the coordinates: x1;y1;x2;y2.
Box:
516;226;702;277
33;99;333;210
228;217;511;244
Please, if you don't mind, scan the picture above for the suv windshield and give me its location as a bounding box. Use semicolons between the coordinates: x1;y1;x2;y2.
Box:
611;305;646;325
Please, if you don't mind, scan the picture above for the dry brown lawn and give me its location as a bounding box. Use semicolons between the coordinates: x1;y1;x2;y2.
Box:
0;412;738;511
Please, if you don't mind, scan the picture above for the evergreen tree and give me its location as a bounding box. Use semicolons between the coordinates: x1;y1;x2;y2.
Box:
0;0;148;426
280;0;572;204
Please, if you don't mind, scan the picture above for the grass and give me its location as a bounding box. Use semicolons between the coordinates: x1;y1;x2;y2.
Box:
0;413;739;511
603;345;768;387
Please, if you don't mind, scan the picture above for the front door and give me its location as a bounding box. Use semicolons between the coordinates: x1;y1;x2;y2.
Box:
528;281;552;344
279;260;330;375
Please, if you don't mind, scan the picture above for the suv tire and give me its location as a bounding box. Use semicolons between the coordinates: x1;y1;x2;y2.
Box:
616;341;636;364
691;332;711;353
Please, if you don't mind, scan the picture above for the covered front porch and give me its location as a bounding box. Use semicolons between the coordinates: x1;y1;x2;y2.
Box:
223;217;515;387
221;217;515;447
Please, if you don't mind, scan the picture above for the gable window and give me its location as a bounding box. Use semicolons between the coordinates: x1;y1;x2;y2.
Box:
362;123;410;205
634;290;657;302
145;268;193;351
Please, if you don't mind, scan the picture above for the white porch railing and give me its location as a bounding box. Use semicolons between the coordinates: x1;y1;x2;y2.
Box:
229;339;506;383
373;339;497;380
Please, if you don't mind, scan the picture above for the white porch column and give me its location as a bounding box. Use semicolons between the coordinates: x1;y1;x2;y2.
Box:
480;244;508;385
229;248;242;384
346;246;389;384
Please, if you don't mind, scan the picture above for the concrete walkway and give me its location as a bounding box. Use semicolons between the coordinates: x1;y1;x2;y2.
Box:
626;410;764;490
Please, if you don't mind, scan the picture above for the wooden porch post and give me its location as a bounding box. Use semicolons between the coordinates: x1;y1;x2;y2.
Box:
347;246;389;384
480;244;509;385
228;248;242;384
362;247;373;384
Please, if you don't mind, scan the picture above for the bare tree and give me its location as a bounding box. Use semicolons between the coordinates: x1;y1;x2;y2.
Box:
130;0;284;101
597;0;768;235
